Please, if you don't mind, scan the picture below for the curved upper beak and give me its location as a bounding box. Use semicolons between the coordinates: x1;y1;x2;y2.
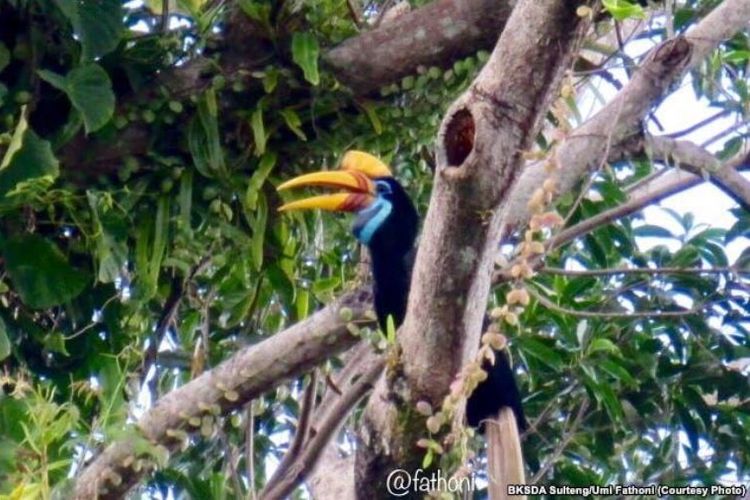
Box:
277;170;376;212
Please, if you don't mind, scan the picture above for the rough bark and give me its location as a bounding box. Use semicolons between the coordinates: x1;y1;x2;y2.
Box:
325;0;514;95
647;136;750;209
355;0;592;496
72;288;372;499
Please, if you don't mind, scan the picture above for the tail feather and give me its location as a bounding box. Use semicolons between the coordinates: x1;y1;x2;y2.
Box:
486;407;526;500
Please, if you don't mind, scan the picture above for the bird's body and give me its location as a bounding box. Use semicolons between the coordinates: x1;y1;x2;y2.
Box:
352;177;418;331
279;151;525;432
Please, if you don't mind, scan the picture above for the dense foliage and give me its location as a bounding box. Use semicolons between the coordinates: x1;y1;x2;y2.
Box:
0;0;748;497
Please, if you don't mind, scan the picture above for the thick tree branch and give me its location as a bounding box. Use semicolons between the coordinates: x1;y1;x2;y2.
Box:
647;135;750;209
324;0;514;95
72;288;372;499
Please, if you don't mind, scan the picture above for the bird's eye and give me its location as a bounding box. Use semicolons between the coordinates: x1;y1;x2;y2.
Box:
375;181;392;194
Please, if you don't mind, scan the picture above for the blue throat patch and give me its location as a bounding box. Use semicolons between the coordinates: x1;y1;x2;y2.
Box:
354;197;392;245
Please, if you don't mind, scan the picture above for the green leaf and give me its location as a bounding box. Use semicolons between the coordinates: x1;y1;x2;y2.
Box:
134;198;170;300
587;338;621;356
87;191;128;283
601;0;646;21
670;246;700;267
249;192;268;272
238;0;271;27
291;32;320;86
280;108;307;141
266;263;294;305
312;276;340;296
54;0;123;60
595;379;625;423
179;170;193;228
386;315;396;344
519;337;564;371
250;107;266;156
358;101;383;135
39;64;115;134
296;289;309;320
151;197;170;284
724;50;750;64
0;318;10;361
598;358;638;387
245;152;276;211
0;127;59;201
1;110;29;170
3;235;89;309
43;332;69;356
262;70;278;94
633;224;674;238
188;89;225;177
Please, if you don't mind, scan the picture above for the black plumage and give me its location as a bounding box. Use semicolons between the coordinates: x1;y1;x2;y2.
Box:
351;176;526;432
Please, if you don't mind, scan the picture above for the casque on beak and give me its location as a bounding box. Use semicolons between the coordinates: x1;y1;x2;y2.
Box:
277;151;393;213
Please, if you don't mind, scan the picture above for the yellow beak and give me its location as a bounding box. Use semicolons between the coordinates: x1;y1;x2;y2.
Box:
277;151;392;213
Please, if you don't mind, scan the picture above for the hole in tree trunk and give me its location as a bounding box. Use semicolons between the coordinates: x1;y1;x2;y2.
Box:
444;108;475;167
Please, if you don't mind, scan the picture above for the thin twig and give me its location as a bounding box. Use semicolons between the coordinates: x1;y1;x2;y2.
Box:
700;123;748;149
624;165;670;194
260;356;384;500
267;371;319;487
228;442;244;498
528;285;705;319
160;0;169;33
65;294;119;340
346;0;363;27
541;265;741;277
530;399;589;484
140;256;211;388
246;404;257;500
666;109;732;138
372;0;395;27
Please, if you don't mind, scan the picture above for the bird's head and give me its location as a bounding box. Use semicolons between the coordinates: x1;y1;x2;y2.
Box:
277;151;418;254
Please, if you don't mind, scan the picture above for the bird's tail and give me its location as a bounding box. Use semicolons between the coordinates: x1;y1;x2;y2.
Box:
486;407;526;500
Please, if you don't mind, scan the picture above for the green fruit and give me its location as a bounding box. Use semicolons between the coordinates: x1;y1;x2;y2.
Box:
168;100;183;113
232;81;246;93
209;199;222;213
14;90;32;104
114;115;128;129
202;186;219;201
220;202;233;221
212;75;226;90
124;156;140;172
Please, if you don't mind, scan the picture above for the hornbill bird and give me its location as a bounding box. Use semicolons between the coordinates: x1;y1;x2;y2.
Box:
277;150;526;472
